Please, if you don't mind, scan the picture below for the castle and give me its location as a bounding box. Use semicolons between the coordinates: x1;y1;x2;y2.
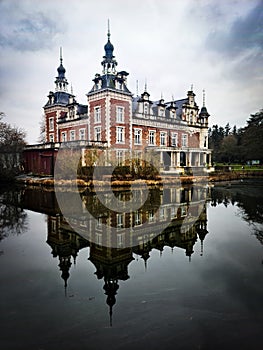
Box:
23;26;212;175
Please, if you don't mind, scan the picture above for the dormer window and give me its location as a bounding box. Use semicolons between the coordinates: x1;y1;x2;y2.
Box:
159;108;164;117
144;104;148;115
171;111;176;118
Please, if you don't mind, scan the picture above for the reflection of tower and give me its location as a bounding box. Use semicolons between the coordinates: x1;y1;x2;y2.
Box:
89;244;134;326
46;215;89;292
58;255;72;294
103;278;119;327
196;205;209;256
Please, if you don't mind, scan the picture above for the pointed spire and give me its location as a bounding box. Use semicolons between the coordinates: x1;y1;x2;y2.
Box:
190;83;193;92
136;80;139;96
144;79;147;92
60;46;63;65
55;47;68;92
107;18;110;41
202;89;206;107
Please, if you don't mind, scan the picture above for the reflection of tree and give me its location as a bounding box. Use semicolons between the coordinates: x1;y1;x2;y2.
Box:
0;188;27;242
210;181;263;245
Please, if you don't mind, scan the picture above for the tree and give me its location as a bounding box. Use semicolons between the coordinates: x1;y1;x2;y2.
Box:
0;113;26;180
240;109;263;163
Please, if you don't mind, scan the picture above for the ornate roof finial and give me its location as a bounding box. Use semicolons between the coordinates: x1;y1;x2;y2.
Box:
202;89;206;107
136;80;139;96
107;18;110;40
190;83;193;92
60;46;63;64
144;79;147;92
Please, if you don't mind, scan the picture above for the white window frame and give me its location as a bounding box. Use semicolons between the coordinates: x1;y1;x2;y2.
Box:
116;106;124;123
49;117;54;131
159;108;164;117
171;132;178;147
116;150;124;166
117;233;125;248
116;213;125;229
160;132;166;146
182;134;188;147
144;103;148;115
94;106;101;123
79;128;85;140
116;126;125;144
61;131;67;142
49;133;54;142
134;128;142;145
70;130;75;141
94;126;101;141
149;130;156;146
134;210;142;226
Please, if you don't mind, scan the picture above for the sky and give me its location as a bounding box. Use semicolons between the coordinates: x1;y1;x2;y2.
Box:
0;0;262;144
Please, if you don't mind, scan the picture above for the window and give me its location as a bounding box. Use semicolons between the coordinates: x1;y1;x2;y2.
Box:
116;127;125;143
94;106;101;123
144;104;148;115
49;133;54;142
149;130;156;145
61;132;67;142
79;129;85;140
171;133;178;147
94;126;101;141
49;117;54;131
116;213;124;229
117;233;125;248
160;132;166;146
116;150;124;165
148;210;155;223
70;130;75;141
171;111;176;118
159;108;164;117
96;217;103;231
134;129;142;145
134;211;142;226
116;106;124;122
182;134;188;147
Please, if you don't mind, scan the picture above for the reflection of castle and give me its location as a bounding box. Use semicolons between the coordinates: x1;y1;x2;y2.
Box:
44;185;209;325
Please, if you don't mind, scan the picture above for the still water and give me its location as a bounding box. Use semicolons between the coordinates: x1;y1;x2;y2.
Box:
0;180;263;350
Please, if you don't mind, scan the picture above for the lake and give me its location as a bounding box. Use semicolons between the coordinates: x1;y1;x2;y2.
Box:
0;179;263;350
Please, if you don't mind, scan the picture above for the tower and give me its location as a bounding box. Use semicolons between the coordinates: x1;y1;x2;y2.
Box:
44;48;73;143
87;23;133;162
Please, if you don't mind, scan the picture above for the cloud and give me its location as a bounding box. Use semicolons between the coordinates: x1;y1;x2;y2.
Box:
0;2;65;51
206;0;263;55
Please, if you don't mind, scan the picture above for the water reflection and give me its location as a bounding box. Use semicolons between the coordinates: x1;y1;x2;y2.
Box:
1;181;263;348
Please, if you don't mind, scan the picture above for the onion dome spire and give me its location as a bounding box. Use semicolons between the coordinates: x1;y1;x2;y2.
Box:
101;20;117;74
55;47;68;92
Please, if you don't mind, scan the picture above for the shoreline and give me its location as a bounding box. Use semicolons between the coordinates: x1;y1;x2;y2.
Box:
14;170;263;189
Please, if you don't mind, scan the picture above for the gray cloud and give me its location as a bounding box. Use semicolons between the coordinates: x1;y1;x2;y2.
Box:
0;3;64;51
206;0;263;56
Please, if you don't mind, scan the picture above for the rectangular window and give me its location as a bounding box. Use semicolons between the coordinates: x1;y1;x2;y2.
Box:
116;106;124;123
134;129;142;145
149;130;156;145
171;133;178;147
94;106;101;123
159;108;164;117
49;117;54;131
94;126;101;141
116;213;124;229
182;134;188;147
134;210;142;226
70;130;75;141
79;129;85;140
117;233;125;248
116;150;124;166
61;132;67;142
49;133;54;142
160;132;166;146
116;127;125;143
